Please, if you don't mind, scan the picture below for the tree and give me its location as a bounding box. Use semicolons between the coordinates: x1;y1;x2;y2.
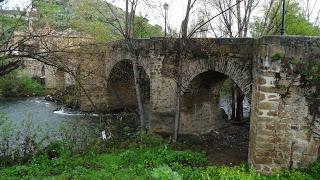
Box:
199;0;258;123
133;16;162;38
0;6;28;75
33;0;73;31
252;0;320;37
201;0;258;38
98;0;160;130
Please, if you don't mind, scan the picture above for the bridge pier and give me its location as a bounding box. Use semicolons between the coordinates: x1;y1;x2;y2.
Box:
249;37;320;173
149;56;177;132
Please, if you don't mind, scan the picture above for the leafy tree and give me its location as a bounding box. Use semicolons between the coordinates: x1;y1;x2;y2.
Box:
251;0;320;37
0;9;27;76
33;0;162;41
133;16;162;38
71;0;122;42
33;0;73;31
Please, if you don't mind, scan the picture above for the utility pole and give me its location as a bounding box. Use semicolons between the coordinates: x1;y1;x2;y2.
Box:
280;0;286;36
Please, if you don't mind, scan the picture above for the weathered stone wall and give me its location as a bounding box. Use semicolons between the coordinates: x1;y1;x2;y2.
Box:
79;42;151;113
23;35;320;173
249;36;320;173
20;31;91;91
23;59;70;90
78;49;110;112
148;38;254;134
180;71;227;134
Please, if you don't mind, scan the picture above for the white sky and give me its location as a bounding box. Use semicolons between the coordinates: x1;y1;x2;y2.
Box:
112;0;320;35
111;0;187;31
0;0;31;10
2;0;320;33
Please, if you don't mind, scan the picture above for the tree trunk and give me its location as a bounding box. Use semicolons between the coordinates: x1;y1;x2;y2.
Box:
131;54;146;130
236;87;244;122
236;0;242;37
173;0;195;143
173;82;181;143
124;0;145;130
125;0;129;37
231;83;236;121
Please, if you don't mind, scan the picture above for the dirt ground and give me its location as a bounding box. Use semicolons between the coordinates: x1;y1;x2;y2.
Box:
178;122;250;166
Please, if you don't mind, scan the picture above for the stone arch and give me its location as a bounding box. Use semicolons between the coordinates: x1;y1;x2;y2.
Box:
181;57;252;99
177;56;252;135
105;51;151;80
180;70;229;134
106;59;150;114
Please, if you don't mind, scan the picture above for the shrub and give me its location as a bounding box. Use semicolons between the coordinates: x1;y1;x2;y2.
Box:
151;165;182;180
161;149;207;167
0;71;44;97
0;114;49;167
42;140;71;159
202;165;262;180
307;162;320;179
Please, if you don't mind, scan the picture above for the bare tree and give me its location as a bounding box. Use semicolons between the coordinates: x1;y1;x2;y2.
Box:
196;0;258;122
199;0;258;37
171;0;257;142
172;0;198;143
253;0;281;37
99;0;149;130
299;0;320;26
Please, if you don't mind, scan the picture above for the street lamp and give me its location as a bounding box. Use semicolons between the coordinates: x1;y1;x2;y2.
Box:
280;0;286;36
163;2;169;37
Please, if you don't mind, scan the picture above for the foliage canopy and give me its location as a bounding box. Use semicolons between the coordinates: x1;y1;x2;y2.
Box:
251;0;320;37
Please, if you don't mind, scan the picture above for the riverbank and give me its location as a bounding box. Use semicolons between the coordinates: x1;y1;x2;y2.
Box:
0;71;45;98
1;97;319;179
0;133;319;179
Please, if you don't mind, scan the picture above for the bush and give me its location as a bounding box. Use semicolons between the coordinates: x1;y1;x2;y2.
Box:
0;71;44;97
151;165;182;180
201;165;262;180
0;114;50;167
42;140;71;159
307;162;320;179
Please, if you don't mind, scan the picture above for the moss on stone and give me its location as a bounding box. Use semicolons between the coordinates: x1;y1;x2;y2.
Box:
271;52;284;61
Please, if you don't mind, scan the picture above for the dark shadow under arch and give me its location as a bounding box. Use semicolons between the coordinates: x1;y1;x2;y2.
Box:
107;60;150;116
180;70;250;166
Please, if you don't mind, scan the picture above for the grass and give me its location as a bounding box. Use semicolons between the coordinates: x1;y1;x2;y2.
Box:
0;111;319;179
0;133;320;180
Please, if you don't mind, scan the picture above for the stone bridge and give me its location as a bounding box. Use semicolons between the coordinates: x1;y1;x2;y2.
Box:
25;35;320;173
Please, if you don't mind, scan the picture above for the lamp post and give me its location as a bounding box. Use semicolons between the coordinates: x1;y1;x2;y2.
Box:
163;2;169;37
280;0;286;36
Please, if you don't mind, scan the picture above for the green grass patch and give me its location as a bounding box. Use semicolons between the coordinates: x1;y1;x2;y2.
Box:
0;134;320;179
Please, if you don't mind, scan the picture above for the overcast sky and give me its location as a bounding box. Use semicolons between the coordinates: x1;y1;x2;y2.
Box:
2;0;320;32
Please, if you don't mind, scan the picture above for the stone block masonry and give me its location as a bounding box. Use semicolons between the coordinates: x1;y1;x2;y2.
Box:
23;35;320;174
77;37;319;174
249;36;320;173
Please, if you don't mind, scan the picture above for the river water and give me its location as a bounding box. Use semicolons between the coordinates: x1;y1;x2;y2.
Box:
0;96;250;141
0;97;103;144
0;97;72;128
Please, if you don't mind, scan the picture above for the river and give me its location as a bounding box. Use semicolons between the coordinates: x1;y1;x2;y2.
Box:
0;95;250;137
0;97;103;147
0;97;99;125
